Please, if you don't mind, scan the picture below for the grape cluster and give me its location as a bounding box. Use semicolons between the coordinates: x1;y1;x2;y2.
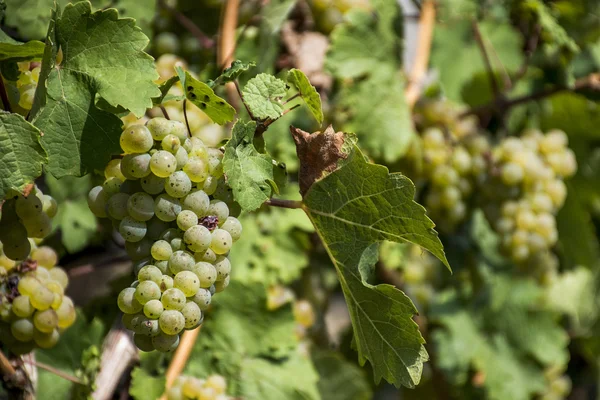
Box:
167;374;233;400
0;189;76;352
483;130;576;268
88;117;241;352
1;61;41;115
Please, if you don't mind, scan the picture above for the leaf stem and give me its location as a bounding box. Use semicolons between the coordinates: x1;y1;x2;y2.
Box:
160;327;202;400
182;99;192;136
282;93;300;105
234;80;255;119
159;105;170;120
265;198;303;209
282;104;301;116
22;360;83;385
471;21;501;99
158;0;214;49
0;77;13;113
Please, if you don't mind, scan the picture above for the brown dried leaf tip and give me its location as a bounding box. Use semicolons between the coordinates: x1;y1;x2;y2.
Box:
290;125;351;197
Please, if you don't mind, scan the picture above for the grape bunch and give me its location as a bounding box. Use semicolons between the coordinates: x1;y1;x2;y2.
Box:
167;374;233;400
482;130;576;269
88;117;241;352
0;189;76;353
1;61;41;114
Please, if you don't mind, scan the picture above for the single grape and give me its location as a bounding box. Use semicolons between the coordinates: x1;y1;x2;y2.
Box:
135;280;161;305
174;271;200;297
12;295;34;318
210;229;232;254
129;314;160;336
501;162;524;185
55;297;76;328
161;134;181;153
88;186;108;218
160;228;182;242
168;250;195;275
151;240;173;261
175;146;189;170
119;216;147;242
208;200;229;224
182;190;210;217
107;193;130;220
15;195;43;219
33;267;50;283
165;171;192;198
144;299;164;319
42;195;58;218
195;248;217;264
11;318;34;342
190;288;211;310
220;217;242;242
147;118;172;140
214;275;230;293
213;256;231;281
159;274;174;292
181;301;202;329
102;177;122;196
161;288;187;311
150;150;177;178
120;125;153;154
118;287;143;314
183;157;209;183
49;267;69;289
105;159;126;181
127;192;155;221
133;333;155;352
170;121;188;142
154;194;182;222
184;225;212;252
30;286;55;310
159;309;185;335
22;212;52;238
192;262;217;288
33;309;58;333
138;265;163;284
177;210;199;231
152;332;179;352
202;175;218;195
33;328;60;348
294;300;315;328
18;84;36;109
121;153;152;178
31;246;58;268
207;155;223;178
18;276;41;296
140;173;166;195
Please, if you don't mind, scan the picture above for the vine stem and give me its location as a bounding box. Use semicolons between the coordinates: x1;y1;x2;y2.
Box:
182;99;192;136
282;93;300;105
405;0;435;109
233;80;254;119
157;0;214;49
159;327;202;400
472;21;501;98
265;198;303;209
22;360;82;385
0;77;12;113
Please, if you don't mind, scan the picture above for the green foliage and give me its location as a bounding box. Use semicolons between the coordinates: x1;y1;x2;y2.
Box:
184;281;320;399
0;112;46;198
287;69;324;125
4;0;71;39
0;39;44;62
176;67;236;125
242;73;288;120
312;351;373;400
129;367;166;400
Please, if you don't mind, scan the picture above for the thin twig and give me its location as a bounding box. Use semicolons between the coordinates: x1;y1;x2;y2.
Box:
23;360;83;385
234;80;254;119
160;105;170;120
282;104;301;116
265;198;303;209
471;21;501;98
0;77;13;113
405;0;436;109
182;99;192;136
160;327;202;400
158;0;214;49
282;93;300;106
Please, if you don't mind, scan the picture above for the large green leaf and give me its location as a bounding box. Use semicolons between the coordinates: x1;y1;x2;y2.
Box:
32;2;157;177
184;282;319;400
223;120;276;211
295;128;447;387
0;112;46;198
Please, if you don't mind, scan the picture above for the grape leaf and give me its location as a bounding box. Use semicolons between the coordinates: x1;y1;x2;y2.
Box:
129;367;166;400
540;93;600;139
326;0;401;79
294;127;448;387
0;39;44;61
312;350;373;400
0;112;46;198
209;59;256;87
242;73;288;120
4;0;71;39
223;120;276;211
185;282;319;399
176;67;236;125
90;0;157;36
287;69;323;125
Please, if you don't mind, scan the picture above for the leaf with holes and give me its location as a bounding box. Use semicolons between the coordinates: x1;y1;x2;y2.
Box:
242;73;288;120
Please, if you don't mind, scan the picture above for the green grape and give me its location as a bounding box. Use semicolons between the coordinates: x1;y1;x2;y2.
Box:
150;150;177;178
33;267;50;283
119;179;143;195
12;295;34;318
119;216;147;242
161;288;186;311
181;301;202;329
151;240;173;261
183;156;209;182
195;248;217;264
152;332;179;352
202;175;218;195
213;256;231;281
208;200;229;224
160;228;182;242
174;271;200;297
105;158;126;181
170;237;186;251
31;246;58;268
168;250;195;275
30;286;55;310
18;84;36;109
18;276;41;296
162;134;181;153
11;318;34;342
2;233;31;260
214;276;230;293
159;274;174;292
146;217;170;240
154;194;182;222
220;217;242;242
46;281;64;296
107;192;130;220
143;299;164;319
140;173;165;195
127;192;155;221
120;125;154;154
125;239;152;260
121;153;152;178
440;186;461;208
183;189;210;217
33;309;58;333
183;225;212;252
15;195;43;219
135;280;161;305
207;155;223;178
192;262;217;288
117;287;143;314
49;267;69;289
175;147;189;170
147;118;172;140
210;229;232;254
177;210;198;231
133;258;152;276
170;121;188;142
159;309;185;335
55;297;76;328
165;171;192;198
190;288;211;310
42;194;58;218
33;328;60;348
138;265;163;284
501;162;524;185
133;333;155;352
130;314;160;336
102;177;122;197
88;186;108;218
22;212;52;238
